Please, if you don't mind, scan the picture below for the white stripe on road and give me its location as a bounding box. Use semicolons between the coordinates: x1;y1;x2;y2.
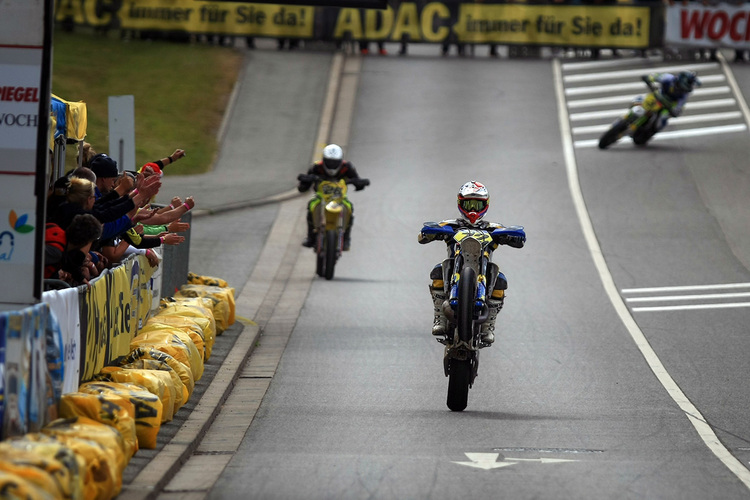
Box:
572;112;743;135
553;58;750;491
563;62;720;83
570;98;738;121
567;87;731;109
626;292;750;303
565;74;726;96
574;123;747;148
622;282;750;294
632;302;750;312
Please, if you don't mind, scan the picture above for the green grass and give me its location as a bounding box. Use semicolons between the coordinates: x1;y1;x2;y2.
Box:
52;28;242;175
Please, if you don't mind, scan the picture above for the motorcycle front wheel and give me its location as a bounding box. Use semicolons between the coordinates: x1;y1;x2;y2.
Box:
324;229;337;280
598;119;628;149
446;265;477;411
315;233;325;277
447;358;471;411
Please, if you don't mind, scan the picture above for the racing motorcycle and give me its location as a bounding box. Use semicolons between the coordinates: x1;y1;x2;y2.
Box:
421;222;525;411
598;80;677;149
298;174;369;280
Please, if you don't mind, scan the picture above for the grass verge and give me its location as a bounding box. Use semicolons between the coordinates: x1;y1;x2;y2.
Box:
51;28;243;176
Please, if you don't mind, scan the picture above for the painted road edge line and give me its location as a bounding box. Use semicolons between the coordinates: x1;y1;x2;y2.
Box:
553;58;750;490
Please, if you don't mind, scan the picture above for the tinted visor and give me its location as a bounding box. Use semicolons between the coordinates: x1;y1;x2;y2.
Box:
459;198;487;213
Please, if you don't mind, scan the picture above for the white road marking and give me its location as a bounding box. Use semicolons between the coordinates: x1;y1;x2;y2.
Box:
553;58;750;491
626;292;750;303
572;112;743;135
567;86;731;109
565;74;727;96
563;62;720;83
570;98;738;121
622;282;750;294
452;453;577;470
574;123;747;148
632;302;750;312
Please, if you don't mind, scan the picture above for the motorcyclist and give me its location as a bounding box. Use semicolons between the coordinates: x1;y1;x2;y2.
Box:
297;144;368;250
641;70;701;132
418;181;525;344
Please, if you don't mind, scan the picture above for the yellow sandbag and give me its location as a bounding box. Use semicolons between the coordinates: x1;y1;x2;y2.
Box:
0;436;84;500
140;321;205;365
93;366;175;423
158;298;217;339
187;272;229;288
0;454;63;499
120;360;187;414
150;312;214;360
41;418;124;499
78;382;163;450
175;284;235;333
121;347;194;398
0;470;56;500
131;329;203;381
58;392;138;460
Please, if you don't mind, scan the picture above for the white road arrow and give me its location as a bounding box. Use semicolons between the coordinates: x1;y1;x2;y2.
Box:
453;453;579;470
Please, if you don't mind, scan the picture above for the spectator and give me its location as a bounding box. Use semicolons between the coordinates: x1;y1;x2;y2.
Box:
44;214;103;286
359;40;387;55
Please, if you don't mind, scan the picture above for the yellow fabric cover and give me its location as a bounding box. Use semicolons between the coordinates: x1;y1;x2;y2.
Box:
120;347;195;398
0;454;63;499
0;437;83;500
158;298;217;339
120;360;187;413
58;392;138;460
41;418;124;500
130;329;203;381
0;470;56;500
93;366;175;422
78;382;163;449
187;272;229;288
140;321;205;364
175;284;235;333
145;315;212;360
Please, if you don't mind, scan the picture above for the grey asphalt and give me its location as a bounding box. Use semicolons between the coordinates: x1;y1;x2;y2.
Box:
119;39;346;499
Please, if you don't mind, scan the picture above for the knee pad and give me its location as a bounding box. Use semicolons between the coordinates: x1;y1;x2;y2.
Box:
492;272;507;300
430;264;444;289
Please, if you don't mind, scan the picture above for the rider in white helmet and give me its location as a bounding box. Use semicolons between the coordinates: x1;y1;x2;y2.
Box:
418;181;525;344
298;144;368;250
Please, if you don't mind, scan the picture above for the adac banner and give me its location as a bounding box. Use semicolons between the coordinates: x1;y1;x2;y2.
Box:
665;2;750;49
55;0;657;48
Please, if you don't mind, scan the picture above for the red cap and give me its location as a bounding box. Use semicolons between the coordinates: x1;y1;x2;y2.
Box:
140;162;162;177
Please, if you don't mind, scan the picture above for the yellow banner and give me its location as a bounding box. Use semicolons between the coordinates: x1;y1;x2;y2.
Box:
454;5;650;47
82;276;108;381
55;0;314;37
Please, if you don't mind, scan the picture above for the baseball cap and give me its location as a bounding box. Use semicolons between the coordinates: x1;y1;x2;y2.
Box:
89;154;119;179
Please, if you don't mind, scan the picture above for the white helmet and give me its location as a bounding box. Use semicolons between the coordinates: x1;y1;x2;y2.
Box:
457;181;489;224
322;144;344;176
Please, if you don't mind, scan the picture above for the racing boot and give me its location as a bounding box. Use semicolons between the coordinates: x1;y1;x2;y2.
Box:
430;286;447;337
480;297;504;345
302;212;315;248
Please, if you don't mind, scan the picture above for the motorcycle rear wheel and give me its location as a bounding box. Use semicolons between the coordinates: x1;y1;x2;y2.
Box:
598;120;628;149
324;230;337;280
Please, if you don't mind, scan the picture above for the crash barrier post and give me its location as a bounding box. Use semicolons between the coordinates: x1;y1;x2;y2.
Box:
159;209;192;300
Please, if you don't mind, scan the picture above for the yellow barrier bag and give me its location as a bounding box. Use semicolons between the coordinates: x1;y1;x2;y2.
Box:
131;330;203;381
187;272;229;288
78;382;163;450
175;284;235;333
0;470;56;500
120;360;187;414
145;315;211;360
0;455;63;499
41;418;124;499
140;321;205;365
0;437;84;500
94;366;175;423
58;392;138;460
159;298;217;339
121;347;195;398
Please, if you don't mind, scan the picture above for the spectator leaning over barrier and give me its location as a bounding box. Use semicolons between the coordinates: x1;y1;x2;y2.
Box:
44;213;103;286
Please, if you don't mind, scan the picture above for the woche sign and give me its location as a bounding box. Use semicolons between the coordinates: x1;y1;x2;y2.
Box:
0;0;53;311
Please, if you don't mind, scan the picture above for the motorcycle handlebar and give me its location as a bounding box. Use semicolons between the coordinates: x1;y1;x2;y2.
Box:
297;174;370;189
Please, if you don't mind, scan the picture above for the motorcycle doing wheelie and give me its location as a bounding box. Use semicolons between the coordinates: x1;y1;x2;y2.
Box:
298;174;369;280
598;80;678;149
420;222;526;411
